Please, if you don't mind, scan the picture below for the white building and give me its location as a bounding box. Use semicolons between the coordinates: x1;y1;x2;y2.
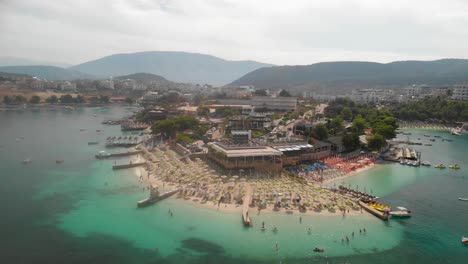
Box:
452;85;468;101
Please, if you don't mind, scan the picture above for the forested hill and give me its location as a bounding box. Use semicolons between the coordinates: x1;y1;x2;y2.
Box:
230;59;468;89
69;51;272;85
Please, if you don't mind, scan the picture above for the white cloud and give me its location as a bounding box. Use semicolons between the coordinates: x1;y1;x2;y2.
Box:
1;0;468;65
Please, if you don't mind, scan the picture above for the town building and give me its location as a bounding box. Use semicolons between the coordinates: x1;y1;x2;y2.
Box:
251;96;297;111
452;85;468;101
207;143;283;173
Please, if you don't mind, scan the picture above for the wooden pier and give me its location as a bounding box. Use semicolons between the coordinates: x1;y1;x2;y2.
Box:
358;200;389;221
242;185;253;226
112;161;146;170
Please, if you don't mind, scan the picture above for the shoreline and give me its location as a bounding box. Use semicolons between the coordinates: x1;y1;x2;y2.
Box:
134;147;374;218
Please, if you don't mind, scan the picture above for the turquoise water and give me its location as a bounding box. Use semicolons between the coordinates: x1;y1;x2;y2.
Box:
1;109;467;263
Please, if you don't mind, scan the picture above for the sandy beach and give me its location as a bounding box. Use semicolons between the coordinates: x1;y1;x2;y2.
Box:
132;144;377;218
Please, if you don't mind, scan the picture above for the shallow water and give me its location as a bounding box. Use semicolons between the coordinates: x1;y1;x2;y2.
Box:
1;109;467;263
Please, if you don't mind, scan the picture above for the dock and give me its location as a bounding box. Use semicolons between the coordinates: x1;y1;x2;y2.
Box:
112;161;146;170
95;150;143;159
358;200;389;221
242;185;253;226
137;185;179;207
105;136;142;148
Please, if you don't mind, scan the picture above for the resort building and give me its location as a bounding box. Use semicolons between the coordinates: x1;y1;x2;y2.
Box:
207;143;283;173
326;136;346;153
231;130;251;144
269;142;331;166
251;96;297;111
452;85;468;101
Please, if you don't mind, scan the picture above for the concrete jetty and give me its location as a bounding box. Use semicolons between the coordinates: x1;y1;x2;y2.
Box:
137;185;179;208
112;161;146;170
358;200;389;221
242;185;253;226
95;150;143;159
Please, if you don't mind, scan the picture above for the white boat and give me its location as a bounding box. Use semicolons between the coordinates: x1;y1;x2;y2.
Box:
451;128;462;136
462;236;468;244
390;206;411;218
458;198;468;201
95;151;111;159
421;161;431;166
22;158;31;164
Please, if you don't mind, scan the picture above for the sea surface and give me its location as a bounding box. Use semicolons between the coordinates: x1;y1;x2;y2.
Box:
0;107;467;264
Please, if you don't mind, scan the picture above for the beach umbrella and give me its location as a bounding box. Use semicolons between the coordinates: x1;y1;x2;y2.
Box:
232;175;239;179
221;175;227;179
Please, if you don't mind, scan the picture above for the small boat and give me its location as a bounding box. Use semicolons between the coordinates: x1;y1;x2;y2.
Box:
424;134;430;137
458;198;468;201
462;236;468;244
313;247;325;253
272;227;278;232
88;141;99;145
22;158;31;164
430;139;436;142
434;135;441;138
434;164;446;169
56;159;64;164
449;164;461;169
451;129;462;136
80;128;86;131
96;129;101;132
95;151;111;159
424;143;432;146
390;206;411;218
421;161;431;166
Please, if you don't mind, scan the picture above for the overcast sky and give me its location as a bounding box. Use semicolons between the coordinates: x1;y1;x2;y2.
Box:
1;0;468;66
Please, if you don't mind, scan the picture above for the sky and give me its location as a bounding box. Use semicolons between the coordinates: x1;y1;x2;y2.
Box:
1;0;468;66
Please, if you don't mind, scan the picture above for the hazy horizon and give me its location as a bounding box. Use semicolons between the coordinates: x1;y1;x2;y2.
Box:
2;0;468;66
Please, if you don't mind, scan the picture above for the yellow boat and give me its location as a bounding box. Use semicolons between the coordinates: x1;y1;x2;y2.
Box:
449;164;460;169
435;164;446;169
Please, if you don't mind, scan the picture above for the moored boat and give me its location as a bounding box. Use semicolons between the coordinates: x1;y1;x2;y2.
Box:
448;164;461;169
390;206;411;218
88;141;99;145
56;159;64;164
95;151;111;159
435;164;446;169
458;198;468;201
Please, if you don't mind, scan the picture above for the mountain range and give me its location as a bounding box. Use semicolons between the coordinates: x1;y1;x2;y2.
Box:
0;65;93;80
69;51;272;85
230;59;468;90
0;56;71;68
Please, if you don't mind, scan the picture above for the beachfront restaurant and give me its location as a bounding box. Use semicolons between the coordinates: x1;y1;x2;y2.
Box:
207;143;283;173
270;141;332;166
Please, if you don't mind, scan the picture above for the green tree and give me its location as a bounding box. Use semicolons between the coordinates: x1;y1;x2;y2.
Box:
367;133;385;151
313;123;329;140
3;95;12;104
14;95;26;104
254;89;267;96
29;95;41;104
75;95;86;104
60;94;74;104
341;106;353;121
197;105;210;117
372;122;395;139
124;97;133;105
342;133;360;152
46;95;58;104
98;95;109;104
351;114;366;134
279;90;291;97
330;115;344;135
